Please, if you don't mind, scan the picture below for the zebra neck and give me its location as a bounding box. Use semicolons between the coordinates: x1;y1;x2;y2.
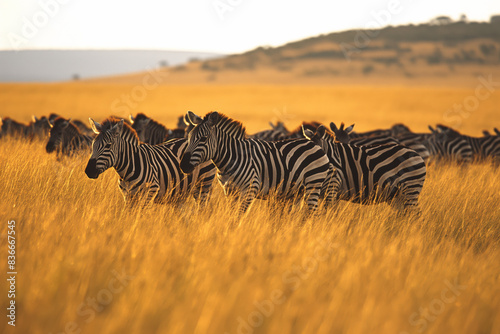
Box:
64;126;80;144
114;138;139;179
211;135;250;174
330;142;343;168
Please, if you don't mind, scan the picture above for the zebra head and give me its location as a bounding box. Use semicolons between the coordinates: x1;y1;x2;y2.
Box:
129;113;150;142
391;123;411;136
85;118;124;179
46;117;70;153
303;125;333;154
180;111;218;174
30;115;51;139
329;122;354;144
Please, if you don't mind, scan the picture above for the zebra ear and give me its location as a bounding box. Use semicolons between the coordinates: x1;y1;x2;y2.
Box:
129;114;135;124
330;122;338;132
32;115;39;123
111;119;124;137
269;121;276;129
187;111;203;125
428;125;436;133
302;125;315;140
89;118;102;134
183;114;191;126
345;124;355;133
483;130;491;136
317;125;326;137
495;128;500;135
207;111;219;126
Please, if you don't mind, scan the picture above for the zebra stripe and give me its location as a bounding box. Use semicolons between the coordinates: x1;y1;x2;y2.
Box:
251;121;289;141
130;113;185;145
0;117;29;139
348;123;411;139
425;126;473;163
330;122;430;161
85;118;216;205
46;117;93;156
180;111;336;215
304;125;426;211
437;124;500;164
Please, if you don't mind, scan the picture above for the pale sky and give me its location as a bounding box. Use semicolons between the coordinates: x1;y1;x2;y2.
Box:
1;0;499;54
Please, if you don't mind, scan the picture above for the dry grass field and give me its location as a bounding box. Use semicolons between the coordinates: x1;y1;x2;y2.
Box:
1;82;500;334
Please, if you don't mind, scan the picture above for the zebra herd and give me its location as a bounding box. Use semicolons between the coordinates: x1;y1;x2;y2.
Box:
1;112;499;216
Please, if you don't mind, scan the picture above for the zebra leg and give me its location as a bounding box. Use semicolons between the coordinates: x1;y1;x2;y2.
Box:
322;165;341;209
303;182;323;216
393;183;423;216
237;177;260;217
192;173;215;208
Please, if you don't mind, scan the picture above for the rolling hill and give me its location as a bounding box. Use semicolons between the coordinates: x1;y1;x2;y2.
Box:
106;20;500;86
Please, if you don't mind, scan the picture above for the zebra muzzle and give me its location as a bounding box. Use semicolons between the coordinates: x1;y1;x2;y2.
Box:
45;141;56;153
85;159;100;179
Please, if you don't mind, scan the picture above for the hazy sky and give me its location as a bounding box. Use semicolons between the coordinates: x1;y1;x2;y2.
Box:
1;0;499;54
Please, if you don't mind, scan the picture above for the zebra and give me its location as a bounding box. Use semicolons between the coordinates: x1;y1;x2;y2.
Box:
46;117;93;156
85;117;216;205
303;125;426;211
251;121;290;141
0;117;28;139
330;122;431;161
130;113;185;145
26;115;51;141
72;119;94;136
425;126;473;164
436;124;500;165
348;123;411;139
180;111;336;216
286;121;323;139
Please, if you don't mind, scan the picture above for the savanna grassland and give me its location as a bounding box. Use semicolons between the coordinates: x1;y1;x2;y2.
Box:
1;83;500;334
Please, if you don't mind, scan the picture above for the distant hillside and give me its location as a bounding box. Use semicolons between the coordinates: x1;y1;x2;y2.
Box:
0;49;221;82
148;20;500;85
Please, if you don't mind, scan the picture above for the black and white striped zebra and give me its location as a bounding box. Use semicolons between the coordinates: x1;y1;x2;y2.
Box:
303;125;426;211
85;117;216;205
46;117;93;156
348;123;411;139
27;116;51;141
436;124;500;165
330;122;431;161
180;111;336;215
425;126;473;164
250;121;289;141
0;117;29;139
130;113;185;145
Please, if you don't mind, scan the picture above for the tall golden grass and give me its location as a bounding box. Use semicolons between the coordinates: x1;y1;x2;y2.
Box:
1;83;500;334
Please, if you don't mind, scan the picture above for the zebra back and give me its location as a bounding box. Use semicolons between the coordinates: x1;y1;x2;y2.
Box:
130;113;169;145
251;121;289;141
425;126;472;163
46;117;93;156
304;125;426;209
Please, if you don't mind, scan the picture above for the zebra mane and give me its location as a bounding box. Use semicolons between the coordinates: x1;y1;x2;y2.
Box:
206;112;246;140
101;117;139;141
290;121;322;136
320;127;337;143
133;113;149;122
